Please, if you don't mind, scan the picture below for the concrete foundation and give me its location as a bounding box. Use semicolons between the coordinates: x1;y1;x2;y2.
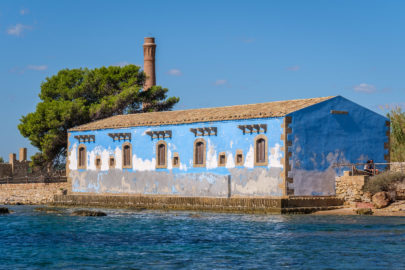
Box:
53;194;344;214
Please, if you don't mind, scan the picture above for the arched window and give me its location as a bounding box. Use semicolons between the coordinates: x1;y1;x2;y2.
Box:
122;143;132;168
193;139;206;167
254;135;268;166
78;145;86;169
156;141;167;168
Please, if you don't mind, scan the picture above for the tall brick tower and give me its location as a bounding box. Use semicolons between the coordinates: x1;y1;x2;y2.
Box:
143;37;156;91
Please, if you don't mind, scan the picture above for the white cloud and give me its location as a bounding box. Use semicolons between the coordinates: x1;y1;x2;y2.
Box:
27;65;47;71
287;65;300;71
167;69;182;76
7;24;32;36
214;79;227;86
114;61;132;67
20;8;29;15
353;83;376;93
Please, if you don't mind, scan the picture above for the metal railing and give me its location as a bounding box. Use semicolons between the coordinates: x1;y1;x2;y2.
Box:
333;162;405;176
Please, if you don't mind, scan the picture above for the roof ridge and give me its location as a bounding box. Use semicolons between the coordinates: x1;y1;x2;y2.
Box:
69;96;336;131
120;96;337;117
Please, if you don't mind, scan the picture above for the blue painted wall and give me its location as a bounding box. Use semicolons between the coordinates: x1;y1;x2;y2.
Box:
287;96;389;196
68;117;285;197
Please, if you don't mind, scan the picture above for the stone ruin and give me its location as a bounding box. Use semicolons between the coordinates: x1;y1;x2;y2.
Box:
0;148;30;179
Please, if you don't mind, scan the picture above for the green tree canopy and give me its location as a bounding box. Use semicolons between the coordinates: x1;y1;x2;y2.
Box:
18;65;179;168
0;157;4;163
387;107;405;162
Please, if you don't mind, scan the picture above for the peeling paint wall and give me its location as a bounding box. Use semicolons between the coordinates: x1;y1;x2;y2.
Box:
288;96;389;196
68;117;285;197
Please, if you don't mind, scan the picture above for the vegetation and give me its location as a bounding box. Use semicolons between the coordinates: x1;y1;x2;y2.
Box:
387;107;405;161
363;171;405;194
0;157;4;163
18;65;179;169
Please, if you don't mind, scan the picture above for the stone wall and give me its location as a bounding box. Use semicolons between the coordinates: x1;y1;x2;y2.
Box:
0;163;12;178
390;162;405;173
53;194;344;214
0;182;69;205
335;171;369;202
336;166;405;203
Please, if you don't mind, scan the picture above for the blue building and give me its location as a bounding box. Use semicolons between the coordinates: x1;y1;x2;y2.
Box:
66;95;389;197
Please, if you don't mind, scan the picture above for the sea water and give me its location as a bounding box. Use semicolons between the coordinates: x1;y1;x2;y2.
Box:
0;205;404;269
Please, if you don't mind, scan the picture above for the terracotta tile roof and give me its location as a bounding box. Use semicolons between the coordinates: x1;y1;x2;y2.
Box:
69;96;335;131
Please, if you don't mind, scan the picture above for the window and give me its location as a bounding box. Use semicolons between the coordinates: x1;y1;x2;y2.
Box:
218;152;226;167
122;143;132;168
193;138;206;167
156;141;167;168
235;150;244;166
95;156;101;169
109;157;115;168
172;152;180;168
78;145;86;169
254;135;268;166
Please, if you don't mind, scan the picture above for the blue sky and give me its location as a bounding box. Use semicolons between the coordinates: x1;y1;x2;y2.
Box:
0;0;404;160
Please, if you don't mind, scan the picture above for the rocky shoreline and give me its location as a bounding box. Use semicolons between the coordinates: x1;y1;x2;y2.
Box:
313;200;405;216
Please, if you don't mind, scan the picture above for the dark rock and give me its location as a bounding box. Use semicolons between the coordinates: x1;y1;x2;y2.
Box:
0;207;10;214
356;208;373;215
372;192;391;209
71;210;107;216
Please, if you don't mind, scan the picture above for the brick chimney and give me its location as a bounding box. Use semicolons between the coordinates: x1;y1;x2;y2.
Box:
143;37;156;91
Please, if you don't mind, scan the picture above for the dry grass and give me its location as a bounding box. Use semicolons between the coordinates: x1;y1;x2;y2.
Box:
363;171;405;194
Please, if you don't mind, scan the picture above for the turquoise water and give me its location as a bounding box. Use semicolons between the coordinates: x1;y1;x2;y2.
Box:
0;206;404;269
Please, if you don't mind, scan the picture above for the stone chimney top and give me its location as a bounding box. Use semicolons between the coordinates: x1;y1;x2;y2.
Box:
19;148;27;162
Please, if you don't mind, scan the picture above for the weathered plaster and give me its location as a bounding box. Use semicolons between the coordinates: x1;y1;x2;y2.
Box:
288;96;389;196
68;117;285;197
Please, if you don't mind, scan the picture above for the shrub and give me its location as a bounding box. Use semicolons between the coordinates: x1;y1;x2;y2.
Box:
363;171;405;194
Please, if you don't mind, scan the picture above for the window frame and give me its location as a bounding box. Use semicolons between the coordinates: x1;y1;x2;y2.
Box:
254;134;268;166
156;140;168;169
193;138;206;167
77;144;87;169
95;155;101;170
172;152;180;168
218;152;227;167
235;149;244;166
109;156;115;169
122;142;132;169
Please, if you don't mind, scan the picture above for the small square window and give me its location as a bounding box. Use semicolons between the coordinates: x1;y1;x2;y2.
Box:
218;152;226;167
172;152;180;168
109;157;115;168
235;150;244;166
95;157;101;169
